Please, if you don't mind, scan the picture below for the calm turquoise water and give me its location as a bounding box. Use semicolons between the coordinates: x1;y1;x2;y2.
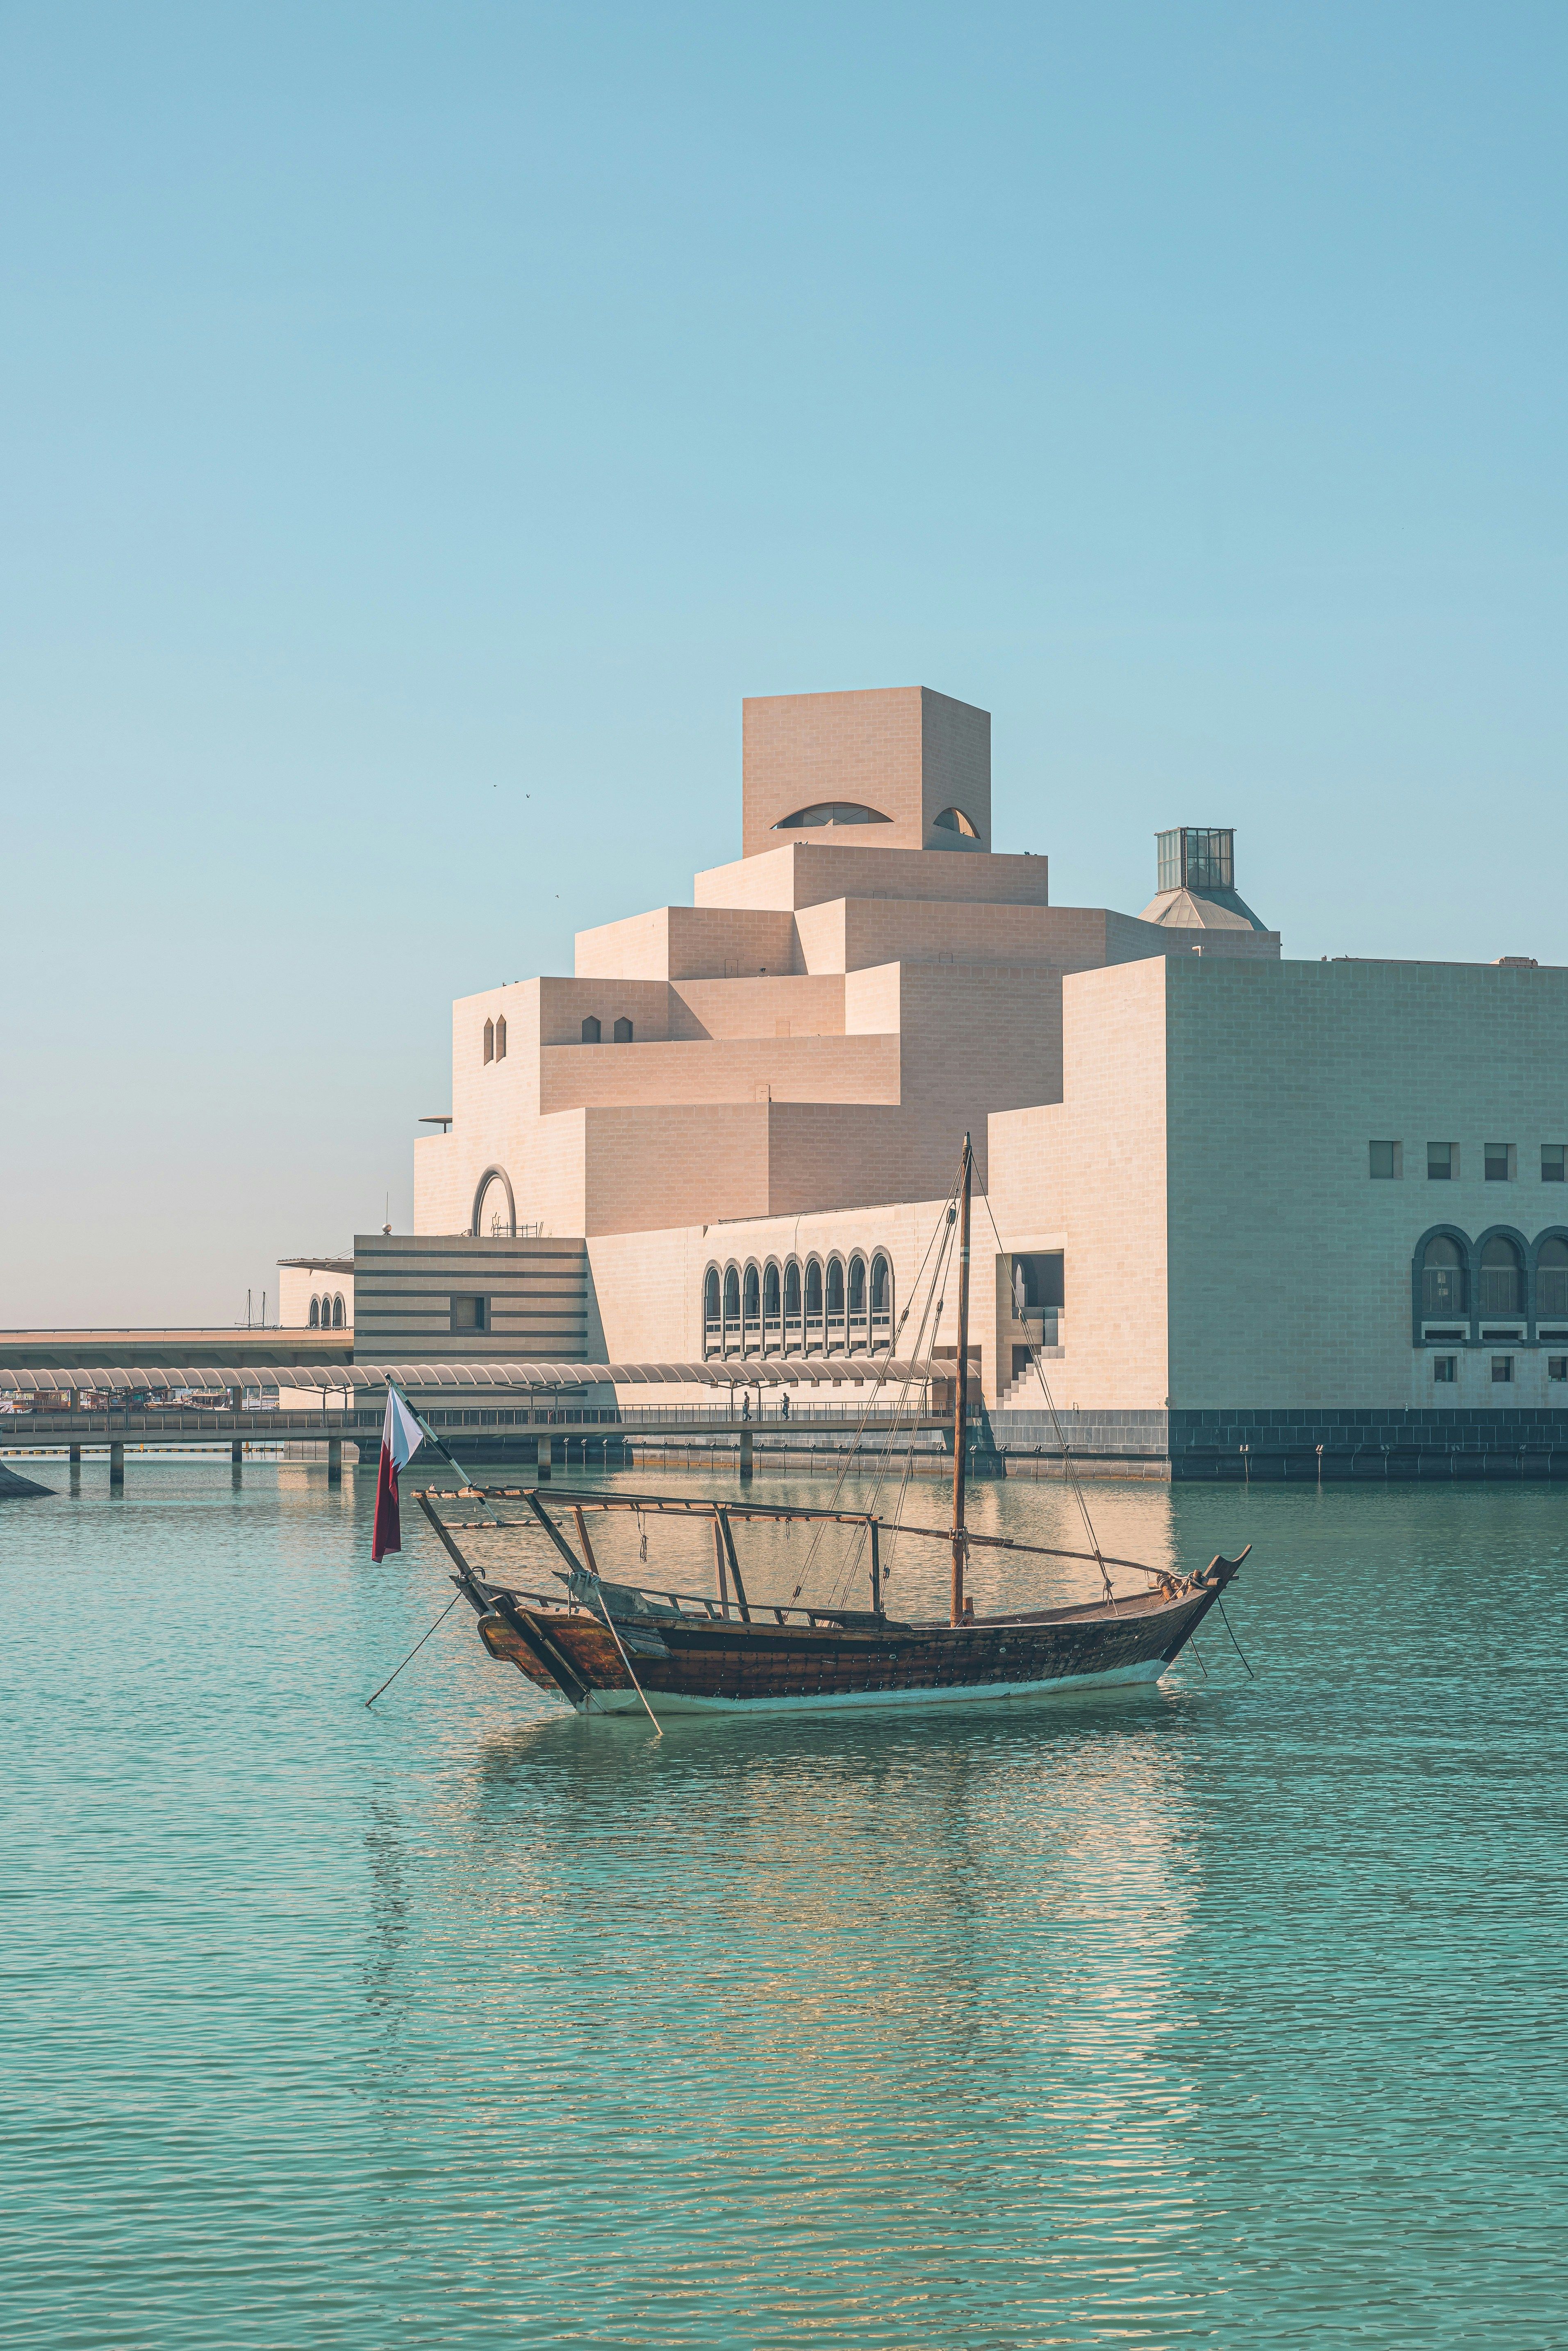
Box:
4;1456;1566;2348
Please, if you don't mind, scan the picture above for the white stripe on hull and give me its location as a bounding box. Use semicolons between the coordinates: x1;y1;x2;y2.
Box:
578;1655;1171;1718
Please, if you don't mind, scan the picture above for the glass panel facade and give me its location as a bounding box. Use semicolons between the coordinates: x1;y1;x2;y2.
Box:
1156;827;1234;893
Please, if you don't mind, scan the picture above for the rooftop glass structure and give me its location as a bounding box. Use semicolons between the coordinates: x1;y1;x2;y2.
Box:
1157;827;1234;895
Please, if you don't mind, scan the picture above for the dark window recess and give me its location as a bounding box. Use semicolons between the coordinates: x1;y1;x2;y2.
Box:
1478;1235;1523;1316
1485;1144;1512;1181
826;1260;845;1314
785;1262;802;1316
1420;1236;1466;1316
1432;1356;1457;1383
1537;1237;1568;1319
1427;1142;1455;1180
1369;1141;1400;1179
450;1295;488;1332
613;1017;634;1043
1013;1344;1036;1382
1015;1252;1065;1311
763;1263;781;1316
483;1018;494;1064
1543;1145;1566;1182
582;1015;601;1043
494;1016;507;1061
1550;1358;1568;1382
805;1261;824;1316
1491;1356;1514;1384
848;1257;865;1314
1425;1328;1464;1342
723;1267;740;1319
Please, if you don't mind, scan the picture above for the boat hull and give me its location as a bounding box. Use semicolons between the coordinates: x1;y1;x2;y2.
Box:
472;1579;1227;1719
578;1654;1172;1715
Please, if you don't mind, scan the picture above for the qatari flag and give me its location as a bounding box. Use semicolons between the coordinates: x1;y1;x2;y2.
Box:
371;1387;426;1562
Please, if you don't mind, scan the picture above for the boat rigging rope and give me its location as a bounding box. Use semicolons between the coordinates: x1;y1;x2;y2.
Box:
976;1185;1117;1605
787;1150;965;1606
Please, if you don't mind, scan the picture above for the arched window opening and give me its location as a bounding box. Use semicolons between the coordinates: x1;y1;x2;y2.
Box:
784;1260;801;1317
724;1266;741;1320
763;1262;781;1318
613;1017;634;1043
1479;1235;1523;1316
482;1017;494;1064
308;1297;321;1328
743;1265;760;1318
870;1254;891;1312
332;1294;345;1328
1538;1236;1568;1319
1420;1235;1467;1317
932;806;980;839
826;1260;845;1314
773;802;892;830
475;1170;514;1238
581;1015;601;1043
848;1255;866;1315
704;1267;721;1319
494;1016;506;1061
805;1260;823;1318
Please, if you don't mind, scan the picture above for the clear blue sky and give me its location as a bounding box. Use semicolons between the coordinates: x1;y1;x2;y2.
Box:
5;2;1565;1325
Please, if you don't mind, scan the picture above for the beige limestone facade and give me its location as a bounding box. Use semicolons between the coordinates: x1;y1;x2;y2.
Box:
382;686;1567;1463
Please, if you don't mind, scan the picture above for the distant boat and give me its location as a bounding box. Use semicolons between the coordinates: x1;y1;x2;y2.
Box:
416;1136;1248;1719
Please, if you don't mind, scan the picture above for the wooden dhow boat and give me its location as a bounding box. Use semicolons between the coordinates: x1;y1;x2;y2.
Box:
407;1137;1249;1722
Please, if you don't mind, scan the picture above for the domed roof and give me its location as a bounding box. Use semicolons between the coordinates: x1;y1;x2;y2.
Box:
1140;884;1270;932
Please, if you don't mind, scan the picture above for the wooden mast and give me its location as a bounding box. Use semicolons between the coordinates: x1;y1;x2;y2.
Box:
950;1132;972;1627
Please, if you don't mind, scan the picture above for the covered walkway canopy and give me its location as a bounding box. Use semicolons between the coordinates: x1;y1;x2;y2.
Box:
0;1357;937;1396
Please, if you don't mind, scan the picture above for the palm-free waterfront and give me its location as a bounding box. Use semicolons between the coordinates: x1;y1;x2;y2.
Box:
5;1465;1565;2348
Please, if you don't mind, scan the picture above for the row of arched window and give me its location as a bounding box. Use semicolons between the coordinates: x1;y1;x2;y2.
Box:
703;1252;892;1358
310;1294;347;1327
581;1016;633;1043
482;1016;507;1064
1416;1228;1568;1329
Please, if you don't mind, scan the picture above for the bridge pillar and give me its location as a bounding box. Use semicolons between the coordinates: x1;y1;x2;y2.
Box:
739;1428;753;1480
68;1443;82;1467
536;1432;552;1481
109;1441;124;1490
231;1439;244;1467
327;1437;342;1483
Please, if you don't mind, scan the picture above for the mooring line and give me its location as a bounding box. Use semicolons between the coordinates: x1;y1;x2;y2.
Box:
1216;1595;1256;1679
364;1593;462;1707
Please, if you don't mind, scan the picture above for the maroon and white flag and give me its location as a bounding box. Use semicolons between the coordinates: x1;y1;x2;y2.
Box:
371;1387;425;1561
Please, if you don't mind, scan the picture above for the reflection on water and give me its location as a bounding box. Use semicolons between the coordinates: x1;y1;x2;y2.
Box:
3;1459;1564;2346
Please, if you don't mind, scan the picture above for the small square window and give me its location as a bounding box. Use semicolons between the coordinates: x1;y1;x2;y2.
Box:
1550;1357;1568;1382
450;1294;488;1333
1369;1141;1402;1179
1491;1355;1513;1383
1543;1146;1566;1183
1427;1142;1456;1180
1484;1144;1515;1182
1432;1355;1457;1383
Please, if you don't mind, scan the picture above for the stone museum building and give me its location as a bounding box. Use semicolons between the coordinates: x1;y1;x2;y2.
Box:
342;683;1568;1467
